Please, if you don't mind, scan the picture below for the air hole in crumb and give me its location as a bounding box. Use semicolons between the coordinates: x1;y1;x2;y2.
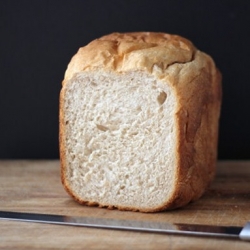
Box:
130;132;138;136
157;91;167;105
96;124;109;132
136;106;142;112
90;81;97;87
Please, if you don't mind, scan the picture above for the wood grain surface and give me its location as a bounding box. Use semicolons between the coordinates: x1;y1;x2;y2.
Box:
0;160;249;249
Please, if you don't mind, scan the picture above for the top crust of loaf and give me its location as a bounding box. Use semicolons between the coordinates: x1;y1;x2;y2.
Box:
60;32;222;212
63;32;196;82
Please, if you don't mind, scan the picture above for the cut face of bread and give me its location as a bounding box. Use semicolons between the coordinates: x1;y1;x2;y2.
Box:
60;32;222;212
61;70;178;211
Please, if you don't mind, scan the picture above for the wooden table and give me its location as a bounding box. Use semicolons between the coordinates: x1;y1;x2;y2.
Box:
0;160;249;249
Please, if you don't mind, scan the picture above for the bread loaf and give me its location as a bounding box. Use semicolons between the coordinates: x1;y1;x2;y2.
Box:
60;32;222;212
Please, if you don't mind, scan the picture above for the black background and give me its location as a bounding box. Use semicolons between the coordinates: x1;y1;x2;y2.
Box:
1;0;250;159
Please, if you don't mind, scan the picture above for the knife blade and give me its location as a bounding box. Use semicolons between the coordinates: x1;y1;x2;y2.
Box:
0;211;249;241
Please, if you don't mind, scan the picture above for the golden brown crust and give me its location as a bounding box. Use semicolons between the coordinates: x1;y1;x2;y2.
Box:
166;54;222;210
63;32;196;83
59;87;68;196
60;32;222;212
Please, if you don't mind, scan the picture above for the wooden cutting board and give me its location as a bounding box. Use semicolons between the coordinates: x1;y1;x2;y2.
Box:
0;160;249;249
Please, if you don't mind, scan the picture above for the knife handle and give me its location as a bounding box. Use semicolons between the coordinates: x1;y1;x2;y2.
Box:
239;222;250;240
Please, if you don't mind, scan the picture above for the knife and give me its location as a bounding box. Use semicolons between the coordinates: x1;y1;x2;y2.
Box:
0;211;249;241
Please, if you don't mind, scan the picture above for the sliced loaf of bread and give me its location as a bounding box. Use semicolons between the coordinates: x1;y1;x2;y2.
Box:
60;32;222;212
